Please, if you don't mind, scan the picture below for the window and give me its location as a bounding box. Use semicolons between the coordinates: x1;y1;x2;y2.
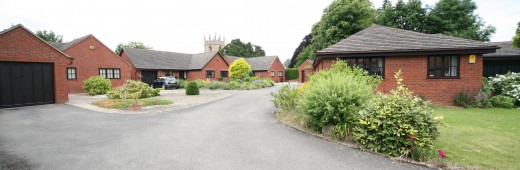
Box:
67;67;76;80
428;55;459;78
206;70;215;78
278;71;283;77
221;71;228;78
343;57;384;77
99;68;121;79
271;71;275;77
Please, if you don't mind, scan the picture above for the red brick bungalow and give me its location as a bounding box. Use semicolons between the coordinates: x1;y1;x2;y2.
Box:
226;56;285;82
120;48;230;84
49;35;133;93
298;59;314;83
313;25;500;105
0;24;73;108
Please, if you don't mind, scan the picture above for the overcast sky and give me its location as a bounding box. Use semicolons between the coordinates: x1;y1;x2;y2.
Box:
1;0;519;63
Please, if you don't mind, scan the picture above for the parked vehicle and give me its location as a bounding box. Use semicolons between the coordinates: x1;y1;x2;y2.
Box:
152;77;179;89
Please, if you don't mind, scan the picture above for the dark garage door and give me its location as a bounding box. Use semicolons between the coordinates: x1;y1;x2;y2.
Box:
0;62;55;108
141;70;157;85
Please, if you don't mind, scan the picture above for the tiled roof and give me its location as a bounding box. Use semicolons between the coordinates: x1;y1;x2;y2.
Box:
226;56;278;71
318;25;499;55
123;48;220;70
0;24;73;59
484;41;520;57
48;35;91;51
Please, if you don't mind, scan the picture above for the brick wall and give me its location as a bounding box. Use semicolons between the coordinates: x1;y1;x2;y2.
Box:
298;60;314;83
317;55;483;105
62;35;133;93
187;53;229;81
255;57;285;82
0;27;72;103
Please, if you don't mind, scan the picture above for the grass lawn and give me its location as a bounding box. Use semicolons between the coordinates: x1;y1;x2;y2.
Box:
93;98;173;109
432;107;520;169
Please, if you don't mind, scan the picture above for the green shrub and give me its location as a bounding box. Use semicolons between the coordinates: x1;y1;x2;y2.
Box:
229;58;252;79
186;81;200;95
178;79;187;88
454;91;476;108
262;78;275;86
298;60;380;132
207;82;224;89
353;71;440;160
217;77;224;82
271;85;299;111
285;68;298;80
106;80;160;99
83;76;111;96
490;95;516;108
224;80;241;90
243;76;259;82
193;79;206;88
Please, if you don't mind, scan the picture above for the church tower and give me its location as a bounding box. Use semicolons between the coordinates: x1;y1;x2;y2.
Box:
204;34;225;53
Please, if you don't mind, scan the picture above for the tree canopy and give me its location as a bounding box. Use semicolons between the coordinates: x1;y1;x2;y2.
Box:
36;30;63;42
228;58;252;79
220;39;266;57
427;0;495;41
289;33;312;68
115;41;152;55
513;22;520;48
294;0;375;67
375;0;429;32
290;0;497;67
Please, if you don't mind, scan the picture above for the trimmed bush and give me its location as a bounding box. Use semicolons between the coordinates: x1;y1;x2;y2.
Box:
106;80;160;99
186;81;200;95
285;68;298;80
298;60;380;132
353;71;441;160
83;76;111;96
490;95;516;108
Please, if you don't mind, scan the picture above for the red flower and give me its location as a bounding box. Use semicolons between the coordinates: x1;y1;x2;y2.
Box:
409;135;413;140
438;150;446;158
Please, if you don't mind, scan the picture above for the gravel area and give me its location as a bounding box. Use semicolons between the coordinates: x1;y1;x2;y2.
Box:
67;89;232;114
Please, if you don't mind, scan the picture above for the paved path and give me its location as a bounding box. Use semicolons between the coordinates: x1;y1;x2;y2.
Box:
0;84;428;169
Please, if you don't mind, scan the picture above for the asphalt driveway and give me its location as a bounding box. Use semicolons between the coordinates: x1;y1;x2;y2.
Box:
0;84;428;169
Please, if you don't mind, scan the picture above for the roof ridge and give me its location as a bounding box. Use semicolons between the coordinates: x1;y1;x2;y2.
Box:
0;24;73;59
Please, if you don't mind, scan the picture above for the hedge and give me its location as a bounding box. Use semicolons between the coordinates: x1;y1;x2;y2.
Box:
285;68;298;80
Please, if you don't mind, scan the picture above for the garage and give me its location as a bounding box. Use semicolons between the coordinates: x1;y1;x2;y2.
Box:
141;70;157;85
0;62;55;108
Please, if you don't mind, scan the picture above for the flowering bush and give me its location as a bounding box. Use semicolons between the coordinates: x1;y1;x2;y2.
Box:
490;72;520;102
353;71;441;159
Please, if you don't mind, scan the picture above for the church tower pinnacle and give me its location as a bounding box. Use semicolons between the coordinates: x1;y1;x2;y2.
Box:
204;33;225;53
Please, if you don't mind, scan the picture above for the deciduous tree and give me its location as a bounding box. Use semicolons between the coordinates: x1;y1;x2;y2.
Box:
36;30;63;42
513;22;520;48
220;39;266;57
115;41;152;55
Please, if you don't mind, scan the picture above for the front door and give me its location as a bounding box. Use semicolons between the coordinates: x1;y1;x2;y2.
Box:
301;70;305;83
